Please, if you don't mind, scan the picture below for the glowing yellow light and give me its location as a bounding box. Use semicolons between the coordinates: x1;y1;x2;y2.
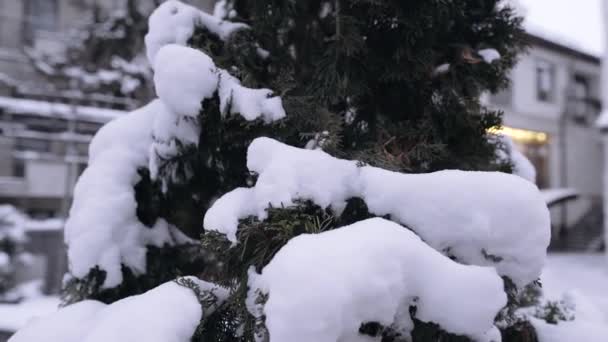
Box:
489;126;548;144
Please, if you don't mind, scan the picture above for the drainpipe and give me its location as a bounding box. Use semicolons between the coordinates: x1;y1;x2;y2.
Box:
602;0;608;256
559;62;575;237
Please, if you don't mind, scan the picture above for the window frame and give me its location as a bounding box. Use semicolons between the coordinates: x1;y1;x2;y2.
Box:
535;58;555;103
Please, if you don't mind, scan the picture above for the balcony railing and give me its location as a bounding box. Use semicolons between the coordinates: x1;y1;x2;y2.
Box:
565;96;602;125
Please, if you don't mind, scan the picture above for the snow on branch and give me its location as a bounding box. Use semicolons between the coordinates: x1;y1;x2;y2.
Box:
153;44;286;122
478;48;501;63
145;0;248;66
204;137;551;287
248;218;505;342
10;277;228;342
65;100;182;288
149;44;285;179
218;70;287;123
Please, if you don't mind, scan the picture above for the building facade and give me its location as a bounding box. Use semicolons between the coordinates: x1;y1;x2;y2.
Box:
0;0;214;218
489;34;604;250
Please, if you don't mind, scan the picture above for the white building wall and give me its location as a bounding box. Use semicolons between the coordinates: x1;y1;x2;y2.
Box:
496;42;604;230
25;160;69;197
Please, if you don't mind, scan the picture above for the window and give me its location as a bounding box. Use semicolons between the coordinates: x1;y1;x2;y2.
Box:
536;59;555;102
12;158;25;178
15;138;50;152
572;75;590;118
24;0;59;43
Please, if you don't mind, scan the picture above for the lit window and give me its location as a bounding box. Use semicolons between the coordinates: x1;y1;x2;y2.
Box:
536;59;555;102
489;126;550;188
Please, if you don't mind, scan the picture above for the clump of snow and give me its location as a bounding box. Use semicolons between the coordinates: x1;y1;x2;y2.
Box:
0;205;27;299
66;100;179;288
152;45;285;123
596;110;608;129
478;48;501;63
149;44;285;178
148;101;201;180
9;277;227;342
153;45;217;116
145;0;248;65
249;218;506;342
433;63;450;75
0;205;26;245
218;71;286;123
205;137;550;286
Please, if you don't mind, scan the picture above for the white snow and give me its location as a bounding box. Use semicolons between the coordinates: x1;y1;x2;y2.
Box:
9;277;227;342
433;63;450;75
596;110;608;129
250;218;506;342
541;254;608;319
218;71;286;123
66;100;178;288
0;205;26;244
540;188;579;206
531;316;608;342
0;96;125;124
152;45;285;123
529;253;608;341
478;49;501;63
0;281;59;332
149;44;285;179
23;218;64;232
148;100;201;180
145;0;248;65
0;297;60;333
67;17;287;287
205;137;550;287
153;45;218;116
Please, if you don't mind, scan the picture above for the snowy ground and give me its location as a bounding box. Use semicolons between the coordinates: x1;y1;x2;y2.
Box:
541;253;608;318
0;254;606;338
0;281;59;333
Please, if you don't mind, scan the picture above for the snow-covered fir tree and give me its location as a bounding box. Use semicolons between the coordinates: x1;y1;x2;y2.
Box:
11;1;600;341
26;0;156;108
0;206;27;302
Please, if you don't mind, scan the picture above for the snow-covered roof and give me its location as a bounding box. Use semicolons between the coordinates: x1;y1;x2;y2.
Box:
540;188;579;207
24;218;64;232
517;0;604;57
0;96;126;124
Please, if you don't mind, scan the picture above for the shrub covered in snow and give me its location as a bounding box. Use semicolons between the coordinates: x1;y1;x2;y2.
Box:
0;205;27;301
12;1;593;342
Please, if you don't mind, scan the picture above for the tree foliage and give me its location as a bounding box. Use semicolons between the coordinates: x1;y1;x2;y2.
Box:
63;1;540;341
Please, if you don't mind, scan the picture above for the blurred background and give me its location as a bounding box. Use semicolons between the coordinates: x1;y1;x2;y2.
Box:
0;0;607;339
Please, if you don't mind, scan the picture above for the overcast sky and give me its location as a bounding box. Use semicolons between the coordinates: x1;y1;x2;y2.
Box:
516;0;604;56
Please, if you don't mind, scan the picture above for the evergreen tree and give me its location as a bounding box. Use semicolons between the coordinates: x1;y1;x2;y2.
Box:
26;0;156;108
46;1;560;341
0;206;27;302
